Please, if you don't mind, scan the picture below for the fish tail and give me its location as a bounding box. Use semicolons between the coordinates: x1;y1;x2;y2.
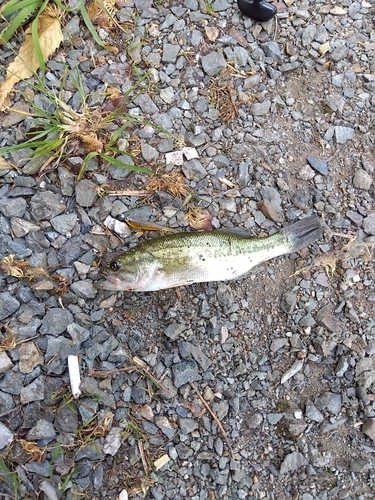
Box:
281;215;323;253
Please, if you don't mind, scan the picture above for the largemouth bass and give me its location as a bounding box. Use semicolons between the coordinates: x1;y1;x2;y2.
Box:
99;215;323;292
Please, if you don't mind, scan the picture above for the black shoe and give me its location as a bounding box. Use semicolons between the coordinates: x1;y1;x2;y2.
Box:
237;0;277;22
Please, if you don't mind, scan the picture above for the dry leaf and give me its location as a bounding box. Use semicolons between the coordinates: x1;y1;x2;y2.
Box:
19;439;44;462
105;87;121;100
146;169;189;198
0;254;49;279
102;94;130;114
0;157;15;170
81;134;103;153
0;5;63;108
87;0;116;28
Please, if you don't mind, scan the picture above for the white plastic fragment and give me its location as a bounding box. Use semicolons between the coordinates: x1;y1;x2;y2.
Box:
165;147;199;166
281;359;304;384
165;150;184;166
154;454;171;471
68;355;82;399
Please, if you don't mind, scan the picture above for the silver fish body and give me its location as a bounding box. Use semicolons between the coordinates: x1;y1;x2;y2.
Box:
99;215;323;292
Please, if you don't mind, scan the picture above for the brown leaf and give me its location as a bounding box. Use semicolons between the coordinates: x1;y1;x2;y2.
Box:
87;0;116;27
0;5;63;108
81;134;103;153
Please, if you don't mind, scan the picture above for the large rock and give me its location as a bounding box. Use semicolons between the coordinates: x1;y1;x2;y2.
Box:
0;292;20;321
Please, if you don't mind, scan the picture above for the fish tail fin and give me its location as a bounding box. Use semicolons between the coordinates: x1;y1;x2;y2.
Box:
281;215;323;253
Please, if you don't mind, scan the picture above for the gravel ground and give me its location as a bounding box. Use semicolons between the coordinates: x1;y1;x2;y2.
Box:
1;0;375;499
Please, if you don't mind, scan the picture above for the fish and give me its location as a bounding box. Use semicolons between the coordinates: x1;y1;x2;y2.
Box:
98;215;323;292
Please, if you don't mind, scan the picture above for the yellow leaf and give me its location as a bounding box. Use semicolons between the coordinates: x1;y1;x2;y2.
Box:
0;5;63;108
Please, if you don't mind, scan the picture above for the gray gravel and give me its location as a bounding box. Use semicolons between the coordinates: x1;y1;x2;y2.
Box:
1;0;375;499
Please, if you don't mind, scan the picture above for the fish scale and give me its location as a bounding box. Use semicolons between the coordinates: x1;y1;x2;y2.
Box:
98;215;323;292
139;231;290;284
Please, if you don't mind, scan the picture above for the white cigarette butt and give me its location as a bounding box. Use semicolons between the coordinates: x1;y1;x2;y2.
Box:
68;355;82;398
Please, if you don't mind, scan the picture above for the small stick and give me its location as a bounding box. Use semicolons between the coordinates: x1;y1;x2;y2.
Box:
89;357;171;396
138;441;149;476
325;147;342;162
190;382;234;459
0;405;22;418
331;232;356;240
132;356;171;395
105;190;152;197
218;177;236;188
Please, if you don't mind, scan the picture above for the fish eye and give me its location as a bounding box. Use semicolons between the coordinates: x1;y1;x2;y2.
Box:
109;260;121;271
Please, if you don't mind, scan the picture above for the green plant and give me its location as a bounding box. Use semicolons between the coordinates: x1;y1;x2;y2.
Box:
0;0;113;53
0;457;20;497
48;440;64;477
0;63;171;179
48;441;79;491
58;464;79;491
204;0;215;15
276;400;291;411
124;418;147;441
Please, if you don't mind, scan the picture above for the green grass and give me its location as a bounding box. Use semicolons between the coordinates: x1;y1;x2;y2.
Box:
0;62;174;178
0;0;113;54
0;457;20;497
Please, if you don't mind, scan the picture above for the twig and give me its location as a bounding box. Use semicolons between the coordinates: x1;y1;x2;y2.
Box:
105;190;152;197
273;14;278;41
325;147;342;162
218;177;236;188
331;232;356;240
0;405;22;418
89;366;134;377
190;382;234;459
138;441;149;476
89;357;172;397
132;356;172;396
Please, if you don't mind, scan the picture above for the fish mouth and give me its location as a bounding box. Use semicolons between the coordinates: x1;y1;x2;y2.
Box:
96;271;143;292
96;274;128;291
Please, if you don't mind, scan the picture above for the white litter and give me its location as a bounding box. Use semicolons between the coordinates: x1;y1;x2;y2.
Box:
68;355;82;399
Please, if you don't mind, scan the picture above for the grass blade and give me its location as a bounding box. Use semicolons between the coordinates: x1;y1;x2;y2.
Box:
31;16;45;73
77;0;110;50
100;153;153;174
0;1;40;44
1;0;40;18
78;151;99;180
0;459;19;495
